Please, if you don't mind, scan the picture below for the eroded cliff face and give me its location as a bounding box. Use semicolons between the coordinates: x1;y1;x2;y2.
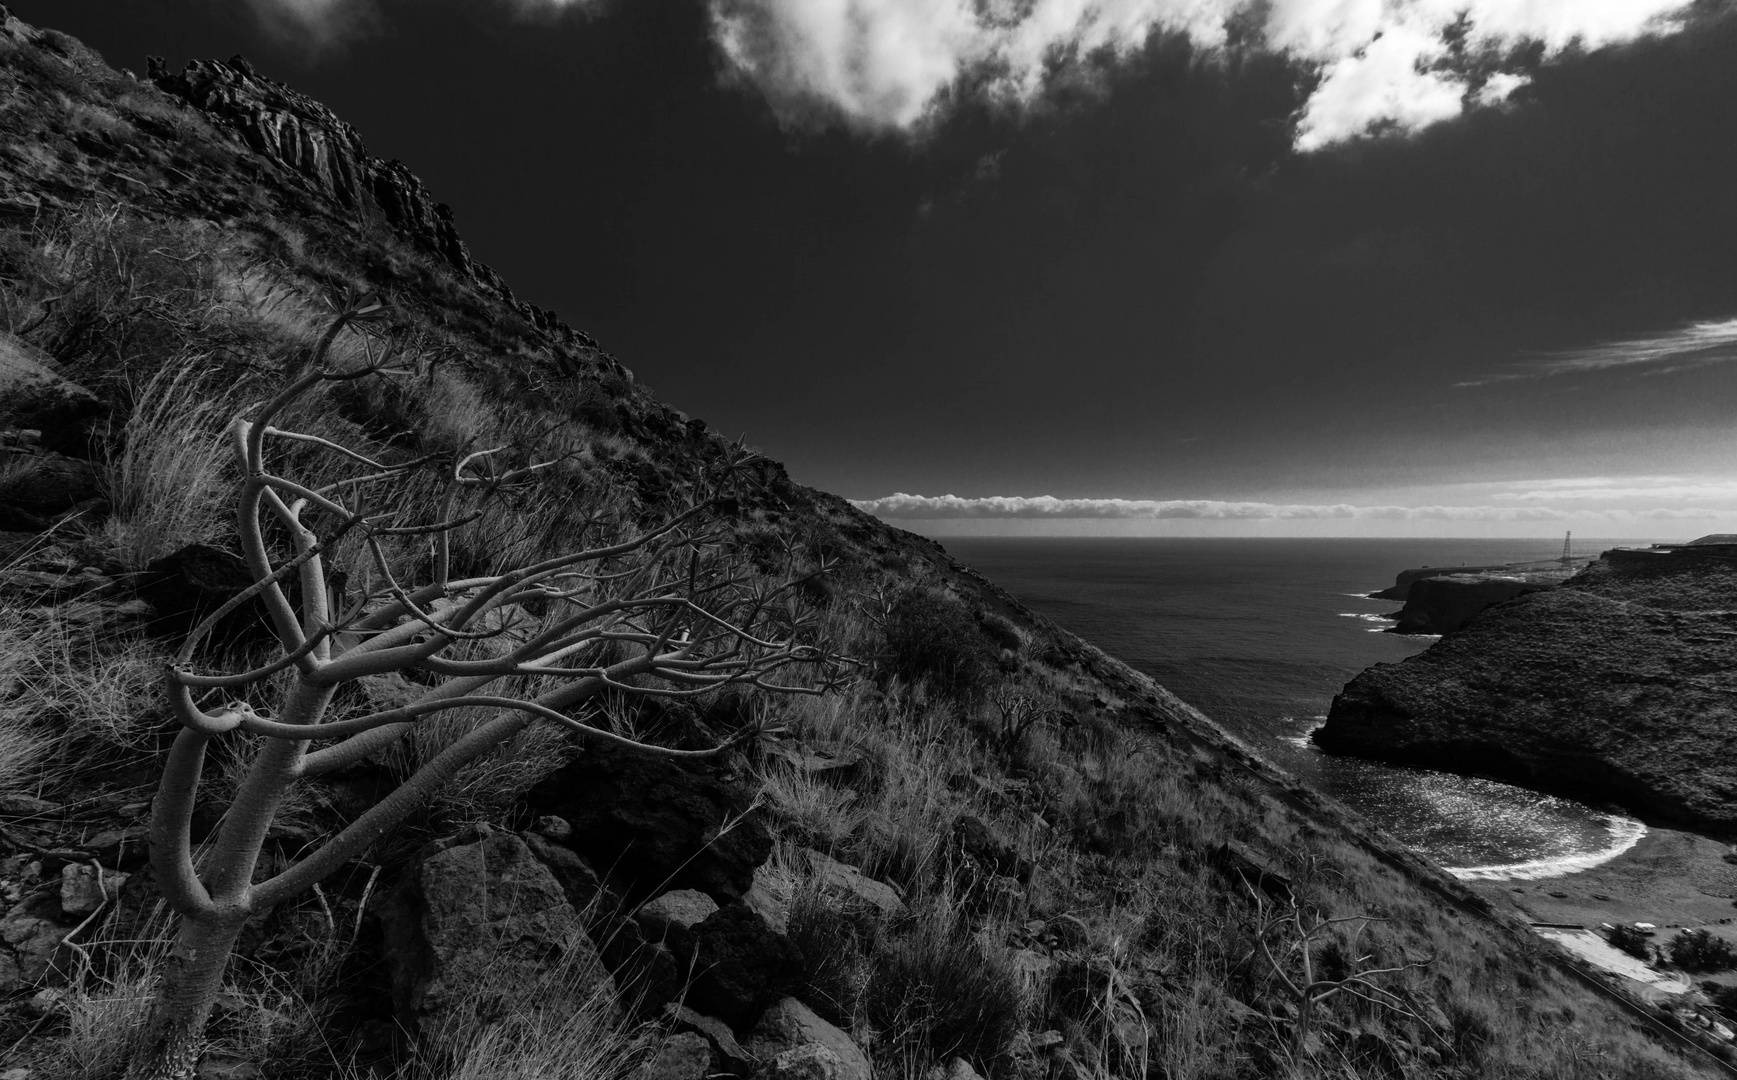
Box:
1387;574;1553;635
144;54;597;358
1317;548;1737;832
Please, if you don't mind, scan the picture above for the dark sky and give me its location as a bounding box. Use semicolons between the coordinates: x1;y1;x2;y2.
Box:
20;0;1737;536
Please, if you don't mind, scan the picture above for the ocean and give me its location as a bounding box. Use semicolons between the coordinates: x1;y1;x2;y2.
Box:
944;536;1648;879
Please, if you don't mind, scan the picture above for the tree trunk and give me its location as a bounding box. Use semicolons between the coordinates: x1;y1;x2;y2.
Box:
125;910;249;1080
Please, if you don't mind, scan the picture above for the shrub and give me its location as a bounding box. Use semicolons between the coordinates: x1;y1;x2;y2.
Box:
1666;929;1737;973
866;905;1023;1066
787;882;879;1027
879;589;998;700
99;360;236;570
1707;982;1737;1021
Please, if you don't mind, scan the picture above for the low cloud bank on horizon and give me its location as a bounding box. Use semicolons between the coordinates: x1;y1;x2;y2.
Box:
249;0;1691;149
853;492;1722;523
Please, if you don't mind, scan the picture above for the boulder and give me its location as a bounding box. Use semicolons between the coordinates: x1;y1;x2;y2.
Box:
524;744;771;903
0;452;100;532
83;825;150;870
520;831;621;927
607;933;682;1018
1211;840;1293;902
0;332;101;455
637;1032;712;1080
746;997;871;1080
764;744;868;786
636;889;719;946
663;1003;755;1071
59;863;125;916
743;861;792;935
518;833;686;1016
0;890;67;993
923;1060;984;1080
378;830;618;1038
136;543;271;646
764;1045;852;1080
802;849;905;920
683;904;801;1028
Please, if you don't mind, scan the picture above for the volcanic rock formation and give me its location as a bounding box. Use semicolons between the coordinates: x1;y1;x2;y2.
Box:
1318;545;1737;831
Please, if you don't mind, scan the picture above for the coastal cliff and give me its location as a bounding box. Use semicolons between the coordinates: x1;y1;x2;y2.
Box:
1385;573;1553;634
1318;546;1737;832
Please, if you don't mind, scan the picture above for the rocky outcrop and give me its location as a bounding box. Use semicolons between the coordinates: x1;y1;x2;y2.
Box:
0;331;102;455
144;55;614;374
524;744;772;904
746;997;873;1080
680;904;802;1027
379;829;618;1039
1386;574;1553;635
1317;547;1737;831
1367;564;1516;602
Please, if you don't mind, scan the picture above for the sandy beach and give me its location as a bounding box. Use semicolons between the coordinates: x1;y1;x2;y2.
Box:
1467;823;1737;1005
1471;824;1737;931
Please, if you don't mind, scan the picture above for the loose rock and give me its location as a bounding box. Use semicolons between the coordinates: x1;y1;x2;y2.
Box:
379;831;617;1038
746;997;871;1080
765;1044;851;1080
637;1032;712;1080
802;849;905;920
637;889;719;945
664;1003;755;1072
59;863;124;916
525;745;771;903
682;904;801;1028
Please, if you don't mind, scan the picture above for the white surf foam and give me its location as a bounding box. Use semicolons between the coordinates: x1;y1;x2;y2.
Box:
1277;716;1327;750
1445;815;1647;881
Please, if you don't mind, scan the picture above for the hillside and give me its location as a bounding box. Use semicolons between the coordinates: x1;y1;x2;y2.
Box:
0;8;1730;1078
1320;545;1737;834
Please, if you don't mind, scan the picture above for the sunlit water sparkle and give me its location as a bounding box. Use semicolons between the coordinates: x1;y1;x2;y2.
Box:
946;537;1647;881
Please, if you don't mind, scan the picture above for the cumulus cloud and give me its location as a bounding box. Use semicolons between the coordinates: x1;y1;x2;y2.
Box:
848;492;1704;522
245;0;1690;147
706;0;1691;147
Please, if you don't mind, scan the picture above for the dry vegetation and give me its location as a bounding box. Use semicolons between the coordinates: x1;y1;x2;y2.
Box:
0;39;1726;1078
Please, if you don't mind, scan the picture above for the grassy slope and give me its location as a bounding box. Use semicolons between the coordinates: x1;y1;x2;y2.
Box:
0;11;1726;1079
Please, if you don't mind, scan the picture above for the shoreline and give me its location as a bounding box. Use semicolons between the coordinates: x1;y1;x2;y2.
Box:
1471;821;1737;930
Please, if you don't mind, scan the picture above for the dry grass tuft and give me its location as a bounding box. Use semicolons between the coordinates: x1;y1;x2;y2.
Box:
99;358;237;570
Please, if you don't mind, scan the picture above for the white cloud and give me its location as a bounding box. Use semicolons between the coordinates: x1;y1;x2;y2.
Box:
1537;318;1737;376
245;0;1690;147
1459;317;1737;386
1487;476;1737;503
848;492;1704;522
1292;19;1467;150
704;0;1691;146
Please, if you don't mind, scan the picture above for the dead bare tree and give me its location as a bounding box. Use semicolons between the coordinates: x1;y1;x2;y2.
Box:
1246;883;1439;1060
128;298;846;1079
